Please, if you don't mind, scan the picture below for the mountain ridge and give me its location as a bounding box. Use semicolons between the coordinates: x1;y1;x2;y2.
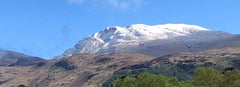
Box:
55;24;232;59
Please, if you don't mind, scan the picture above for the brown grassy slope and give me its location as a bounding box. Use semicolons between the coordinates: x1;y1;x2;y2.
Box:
172;47;240;65
0;53;154;87
150;47;240;68
104;47;240;85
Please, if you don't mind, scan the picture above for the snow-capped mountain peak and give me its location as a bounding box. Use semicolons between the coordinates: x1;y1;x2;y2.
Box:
97;24;210;41
55;24;232;59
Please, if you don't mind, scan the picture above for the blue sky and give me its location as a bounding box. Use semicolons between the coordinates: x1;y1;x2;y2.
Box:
0;0;239;59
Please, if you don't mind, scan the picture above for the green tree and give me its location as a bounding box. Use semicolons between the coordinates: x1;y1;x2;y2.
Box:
114;76;137;87
190;67;223;87
113;72;185;87
18;84;26;87
113;67;240;87
167;77;185;87
220;68;240;87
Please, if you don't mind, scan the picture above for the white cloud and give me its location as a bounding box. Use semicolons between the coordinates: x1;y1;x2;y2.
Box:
68;0;84;4
108;0;118;7
68;0;144;10
108;0;143;9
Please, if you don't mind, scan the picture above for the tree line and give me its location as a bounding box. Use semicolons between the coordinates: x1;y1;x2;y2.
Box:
113;67;240;87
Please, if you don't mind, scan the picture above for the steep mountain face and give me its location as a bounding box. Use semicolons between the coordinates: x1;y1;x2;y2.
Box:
55;24;232;59
0;49;44;66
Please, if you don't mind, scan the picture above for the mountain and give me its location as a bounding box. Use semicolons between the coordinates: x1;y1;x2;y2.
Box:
0;23;238;87
0;49;45;66
55;24;233;59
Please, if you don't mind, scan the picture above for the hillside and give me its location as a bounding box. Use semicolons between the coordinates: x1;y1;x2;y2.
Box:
0;53;154;87
104;47;240;86
1;46;240;87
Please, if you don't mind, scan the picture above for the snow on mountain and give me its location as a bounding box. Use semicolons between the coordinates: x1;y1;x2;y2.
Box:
55;24;233;59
